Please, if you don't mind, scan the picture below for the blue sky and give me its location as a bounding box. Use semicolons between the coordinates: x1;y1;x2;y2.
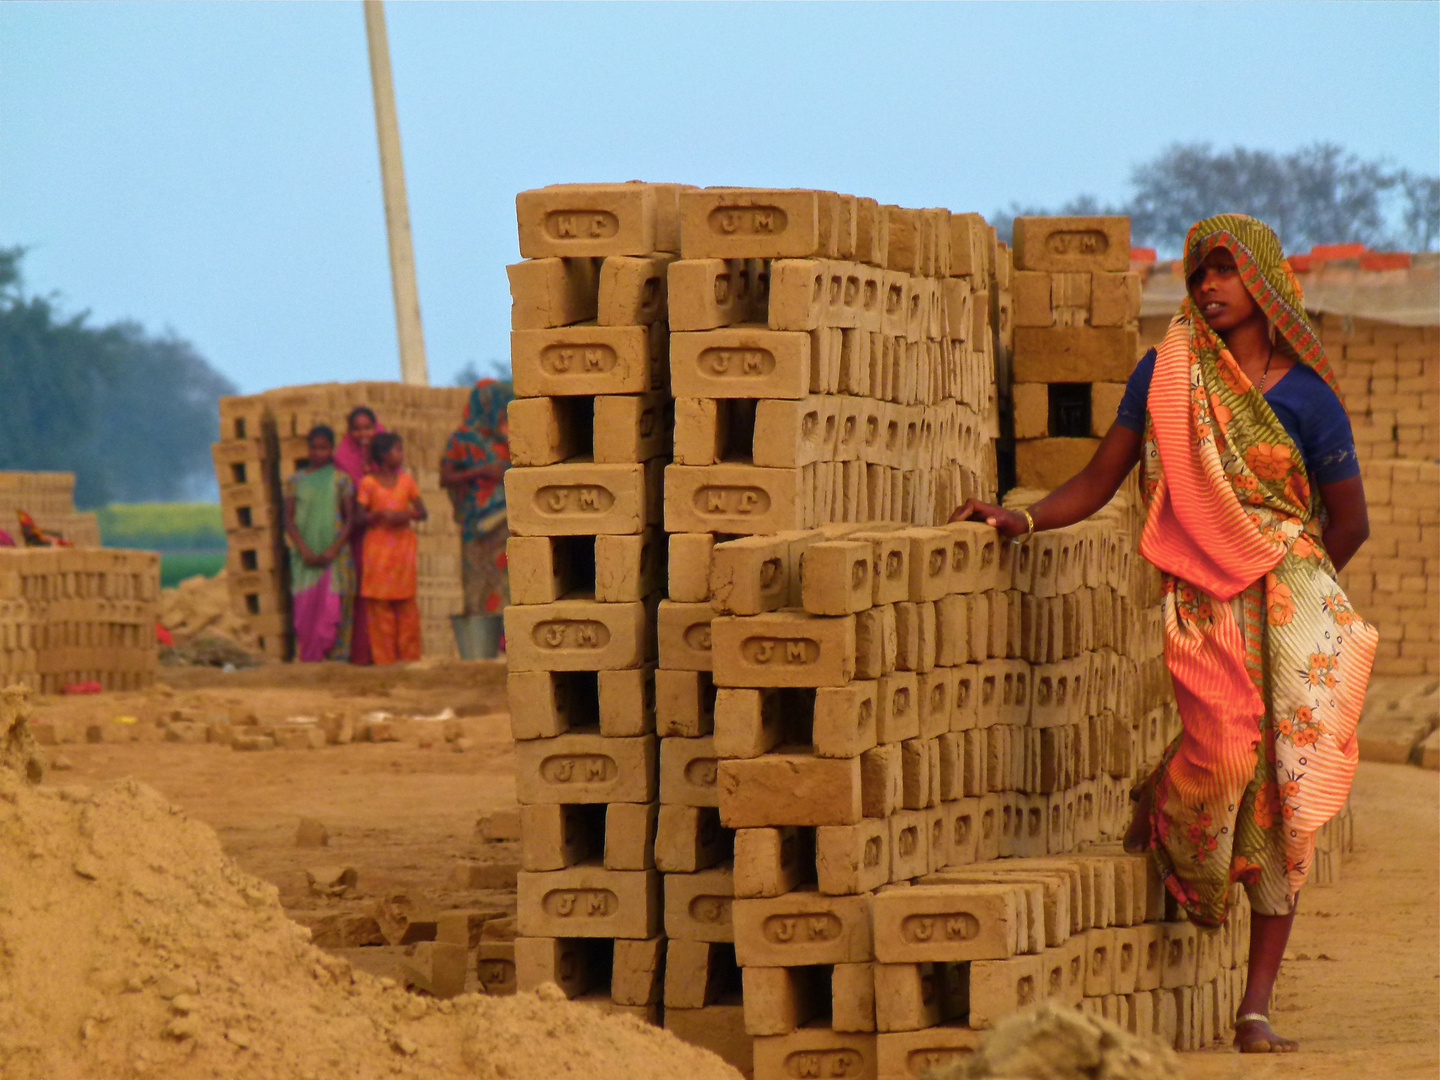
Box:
3;1;1437;394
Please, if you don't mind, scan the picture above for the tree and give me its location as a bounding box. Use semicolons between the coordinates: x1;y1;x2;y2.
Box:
995;142;1440;256
0;248;236;507
451;359;509;387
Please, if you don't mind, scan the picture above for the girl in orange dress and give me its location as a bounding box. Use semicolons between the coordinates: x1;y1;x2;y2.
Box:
356;432;427;664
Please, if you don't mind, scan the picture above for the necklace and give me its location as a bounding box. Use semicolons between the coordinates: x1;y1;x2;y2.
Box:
1257;343;1276;393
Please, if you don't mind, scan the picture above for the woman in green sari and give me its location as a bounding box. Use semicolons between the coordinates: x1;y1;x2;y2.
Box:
283;425;358;661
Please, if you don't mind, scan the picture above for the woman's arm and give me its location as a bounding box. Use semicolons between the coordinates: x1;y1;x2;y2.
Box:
318;491;356;563
409;494;428;524
951;423;1145;538
1318;473;1369;572
440;460;506;488
283;493;322;565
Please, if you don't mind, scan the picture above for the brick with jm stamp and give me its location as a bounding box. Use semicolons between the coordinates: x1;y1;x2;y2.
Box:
711;610;855;688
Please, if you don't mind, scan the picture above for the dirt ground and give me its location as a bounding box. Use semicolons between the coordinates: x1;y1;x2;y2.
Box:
31;661;1440;1079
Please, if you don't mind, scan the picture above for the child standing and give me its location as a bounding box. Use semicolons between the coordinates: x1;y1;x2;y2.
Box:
356;432;427;664
283;424;357;661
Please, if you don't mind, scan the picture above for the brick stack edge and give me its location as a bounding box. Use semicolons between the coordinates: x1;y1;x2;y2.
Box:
213;384;470;661
0;471;156;693
497;187;1358;1078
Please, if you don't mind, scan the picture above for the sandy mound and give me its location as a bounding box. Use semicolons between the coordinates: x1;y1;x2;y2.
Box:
928;1003;1181;1080
0;693;740;1080
159;572;261;661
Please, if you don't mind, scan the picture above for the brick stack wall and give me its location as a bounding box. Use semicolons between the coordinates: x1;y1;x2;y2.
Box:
497;195;1348;1076
0;547;160;693
0;471;101;547
214;382;471;661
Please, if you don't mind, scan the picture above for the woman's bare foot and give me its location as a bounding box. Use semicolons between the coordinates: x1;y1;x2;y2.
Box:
1123;781;1152;854
1234;1015;1298;1053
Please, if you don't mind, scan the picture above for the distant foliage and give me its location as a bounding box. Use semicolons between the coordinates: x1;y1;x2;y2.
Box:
0;248;236;508
97;502;225;551
452;358;510;387
996;142;1440;256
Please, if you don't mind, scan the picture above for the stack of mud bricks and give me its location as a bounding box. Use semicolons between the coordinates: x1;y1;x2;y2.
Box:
1009;217;1141;489
0;471;101;547
504;183;683;1023
216;383;471;660
0;547;160;692
1318;313;1440;677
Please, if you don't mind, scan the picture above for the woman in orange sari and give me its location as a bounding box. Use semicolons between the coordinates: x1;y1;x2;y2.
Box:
954;214;1374;1053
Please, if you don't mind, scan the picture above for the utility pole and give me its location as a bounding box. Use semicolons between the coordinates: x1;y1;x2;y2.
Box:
363;0;428;386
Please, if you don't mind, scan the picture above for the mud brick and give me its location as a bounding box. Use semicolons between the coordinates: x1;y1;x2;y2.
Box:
876;1027;985;1080
664;940;735;1007
876;672;919;743
848;530;910;605
943;522;1001;593
943;798;980;865
974;794;1004;861
1133;922;1163;992
1161;921;1198;988
734;889;873;967
1082;927;1117;996
508;670;568;739
967;953;1045;1028
861;744;902;819
666;864;735;942
665;463;801;535
507;257;601;330
667;532;714;604
506;461;657;536
597;531;666;602
504;600;648;672
508;397;585;466
741;965;826;1035
899;742;930;812
515;732;657;804
889;809;929;881
593;392;672;463
1030;659;1084;727
1012;217;1130;273
665;1003;752;1075
793;963;861;1035
657;601;714;672
1196;924;1224;983
875;962;952;1032
1110;925;1143;995
712;610;855;687
514;936;591;997
811;681;878;759
656;669;715;737
735;826;814;898
604;802;658;871
517;183;662;258
517;866;660;939
893;602;936;672
1011;270;1053;328
713;687;784;758
871;884;1020;963
855;605;898;680
660;735;720;807
512;324;664;397
933;737;967;806
765;258;830;331
904;528;952;602
754;1029;879;1080
667;259;749;330
605;936;666;1006
801;540;874;615
680;188;822;260
595;254;674;327
521;804;600;871
655;804;732;872
917;669;954;739
951;665;980;730
1090;271;1141;328
670;328;811;402
709;534;793;615
816;819;890;895
719;751;862;827
1012;327;1138;385
476;941;517;994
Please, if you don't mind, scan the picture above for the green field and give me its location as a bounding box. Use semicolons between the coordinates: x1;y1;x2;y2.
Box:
99;503;228;586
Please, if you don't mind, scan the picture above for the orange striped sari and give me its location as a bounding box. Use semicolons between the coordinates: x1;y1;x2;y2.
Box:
1138;215;1376;924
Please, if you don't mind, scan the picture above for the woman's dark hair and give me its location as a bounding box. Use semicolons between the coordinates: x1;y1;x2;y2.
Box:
347;406;378;429
307;424;336;447
369;432;402;465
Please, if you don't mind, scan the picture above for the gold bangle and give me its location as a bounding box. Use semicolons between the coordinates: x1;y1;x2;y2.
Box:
1021;508;1036;536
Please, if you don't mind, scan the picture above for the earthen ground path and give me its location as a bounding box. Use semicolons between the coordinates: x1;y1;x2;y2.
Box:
39;663;1438;1079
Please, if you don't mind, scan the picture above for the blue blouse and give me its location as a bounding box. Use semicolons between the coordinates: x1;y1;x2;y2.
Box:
1114;348;1360;486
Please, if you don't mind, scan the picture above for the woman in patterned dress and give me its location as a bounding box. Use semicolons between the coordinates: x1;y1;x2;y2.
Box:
953;214;1374;1054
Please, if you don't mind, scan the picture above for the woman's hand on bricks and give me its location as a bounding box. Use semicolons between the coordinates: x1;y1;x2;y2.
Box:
949;499;1030;539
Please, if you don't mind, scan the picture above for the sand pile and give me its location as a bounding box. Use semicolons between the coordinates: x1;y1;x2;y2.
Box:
929;1003;1181;1080
0;693;740;1080
159;572;263;666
